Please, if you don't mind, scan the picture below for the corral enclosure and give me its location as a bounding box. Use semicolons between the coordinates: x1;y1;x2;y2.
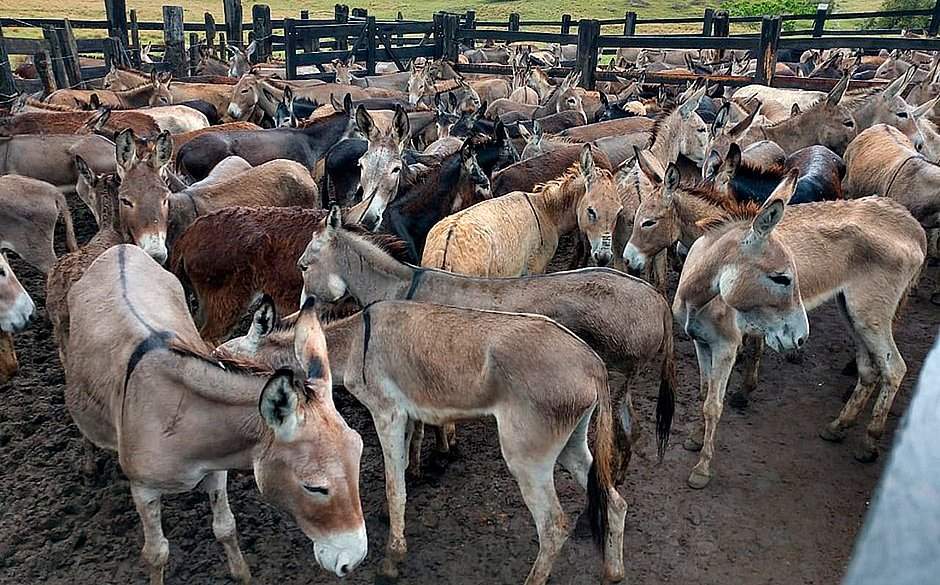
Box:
0;0;939;584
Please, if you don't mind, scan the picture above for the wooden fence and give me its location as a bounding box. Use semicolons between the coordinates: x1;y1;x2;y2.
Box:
1;0;940;104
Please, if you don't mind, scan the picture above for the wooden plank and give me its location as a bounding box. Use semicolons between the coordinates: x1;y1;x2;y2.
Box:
252;4;272;62
0;24;17;105
104;0;128;45
441;13;459;62
576;19;600;90
755;16;781;85
465;30;579;44
930;0;940;36
378;31;406;71
335;4;349;52
509;13;520;32
129;9;140;65
778;36;940;50
42;25;69;89
204;12;217;57
58;19;84;88
702;8;715;36
378;22;435;35
284;17;297;79
4;37;49;55
366;16;377;75
624;12;637;36
163;5;187;78
300;10;314;52
465;10;476;48
598;34;755;50
34;50;56;95
813;3;830;37
223;0;243;48
561;14;572;35
76;38;106;52
188;32;199;76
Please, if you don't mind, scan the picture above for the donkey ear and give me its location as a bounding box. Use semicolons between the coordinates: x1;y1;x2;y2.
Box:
678;83;706;119
579;143;595;179
151;131;173;169
293;298;331;389
912;95;939;119
115;128;137;174
259;369;302;442
330;93;342;112
250;295;277;339
883;70;909;100
532;119;543;139
711;102;730;137
663;163;681;199
517;124;532;141
635;147;664;185
702;149;722;181
343;93;353;115
393;105;411;147
791;103;801;117
826;74;850;106
751;169;798;239
724;143;742;176
74;155;96;187
89;93;102;110
460;139;475;162
283;86;294;105
356;105;377;140
599;92;609;108
327;205;342;231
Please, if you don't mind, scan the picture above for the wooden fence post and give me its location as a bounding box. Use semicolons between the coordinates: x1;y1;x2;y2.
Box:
561;14;572;35
702;8;715;36
204;12;217;57
928;0;940;36
189;32;199;75
351;7;367;19
42;26;69;89
624;12;637;36
252;4;272;63
163;5;188;78
441;13;459;62
576;19;600;90
813;3;830;37
714;10;730;59
300;10;314;52
104;0;129;46
465;10;476;48
509;13;520;32
397;11;405;46
0;24;17;104
129;9;141;65
284;17;297;79
335;5;349;52
755;15;781;85
223;0;243;49
433;13;444;58
34;51;57;95
366;16;377;75
58;19;83;88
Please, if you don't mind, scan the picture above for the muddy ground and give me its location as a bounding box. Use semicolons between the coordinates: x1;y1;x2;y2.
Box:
0;197;937;585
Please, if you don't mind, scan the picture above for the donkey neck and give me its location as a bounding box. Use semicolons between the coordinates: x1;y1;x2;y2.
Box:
650;110;684;164
115;84;157;107
336;233;414;303
531;176;585;234
674;191;728;247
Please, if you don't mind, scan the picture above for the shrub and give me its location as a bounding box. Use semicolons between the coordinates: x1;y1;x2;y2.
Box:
865;0;932;30
721;0;817;31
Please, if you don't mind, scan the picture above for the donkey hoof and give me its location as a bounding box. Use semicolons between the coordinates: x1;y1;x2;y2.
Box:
819;425;846;443
379;558;400;580
687;468;713;489
854;446;880;464
728;391;750;409
603;566;625;583
683;435;704;452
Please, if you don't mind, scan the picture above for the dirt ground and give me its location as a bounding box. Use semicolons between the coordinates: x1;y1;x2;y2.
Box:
0;197;936;585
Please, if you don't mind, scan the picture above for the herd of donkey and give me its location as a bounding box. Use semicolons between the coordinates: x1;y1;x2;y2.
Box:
0;33;938;584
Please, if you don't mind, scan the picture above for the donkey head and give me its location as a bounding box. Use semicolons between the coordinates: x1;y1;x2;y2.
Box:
518;120;544;159
577;145;623;267
0;253;34;334
622;149;680;275
332;55;355;85
274;86;298;128
114;129;172;264
148;71;173;107
227;41;255;77
407;60;434;107
228;70;264;120
460;140;491;203
866;67;927;151
253;300;366;578
675;82;710;165
679;169;808;352
355;105;410;230
299;206;351;303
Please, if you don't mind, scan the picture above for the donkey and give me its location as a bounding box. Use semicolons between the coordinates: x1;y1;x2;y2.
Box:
47;71;173;109
384;141;491;262
295;206;675;480
354;105;412;229
0;133;115;191
103;68;234;118
0;252;36;384
168;206;408;343
634;163;925;487
0;175;78;273
843;124;940;253
842;67;931;151
65;245;367;584
0;107;160;138
491;145;614;196
222;297;628;585
424;145;623;274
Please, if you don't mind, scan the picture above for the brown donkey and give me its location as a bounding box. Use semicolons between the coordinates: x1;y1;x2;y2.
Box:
0;253;37;384
423;144;623;274
220;299;628;585
65;245;367;584
295;207;676;479
671;174;925;488
47;71;174;109
0;175;78;273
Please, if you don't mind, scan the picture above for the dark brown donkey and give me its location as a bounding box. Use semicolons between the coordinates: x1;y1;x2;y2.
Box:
491;144;614;196
295;208;677;481
169;207;411;344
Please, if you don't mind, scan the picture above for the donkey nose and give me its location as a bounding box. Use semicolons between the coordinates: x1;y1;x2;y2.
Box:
594;251;612;266
338;564;350;577
797;335;806;347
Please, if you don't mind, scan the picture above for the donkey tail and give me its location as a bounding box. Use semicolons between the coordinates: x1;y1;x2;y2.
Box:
656;302;677;461
54;192;78;253
587;369;615;550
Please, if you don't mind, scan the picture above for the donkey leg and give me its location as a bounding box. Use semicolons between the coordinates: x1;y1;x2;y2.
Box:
131;483;169;585
406;420;423;479
374;412;410;578
688;342;737;489
856;329;907;463
502;448;567;585
684;340;712;452
202;471;251;584
729;335;764;409
0;331;18;384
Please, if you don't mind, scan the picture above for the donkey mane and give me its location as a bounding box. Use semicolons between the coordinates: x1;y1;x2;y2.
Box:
682;180;762;231
647;103;680;145
25;98;79;112
169;335;275;375
113;65;149;77
532;158;592;193
341;222;411;260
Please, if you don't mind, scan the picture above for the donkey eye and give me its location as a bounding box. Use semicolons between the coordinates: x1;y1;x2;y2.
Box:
896;111;908;118
586;207;598;222
768;273;792;287
120;197;133;207
0;268;6;278
843;120;854;127
391;167;401;174
303;485;329;496
641;219;657;228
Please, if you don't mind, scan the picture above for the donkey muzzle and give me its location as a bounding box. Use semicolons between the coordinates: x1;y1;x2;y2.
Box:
0;292;35;334
138;232;168;265
313;525;368;578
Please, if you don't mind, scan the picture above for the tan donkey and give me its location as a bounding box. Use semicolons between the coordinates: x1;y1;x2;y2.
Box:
670;173;925;488
65;245;367;584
